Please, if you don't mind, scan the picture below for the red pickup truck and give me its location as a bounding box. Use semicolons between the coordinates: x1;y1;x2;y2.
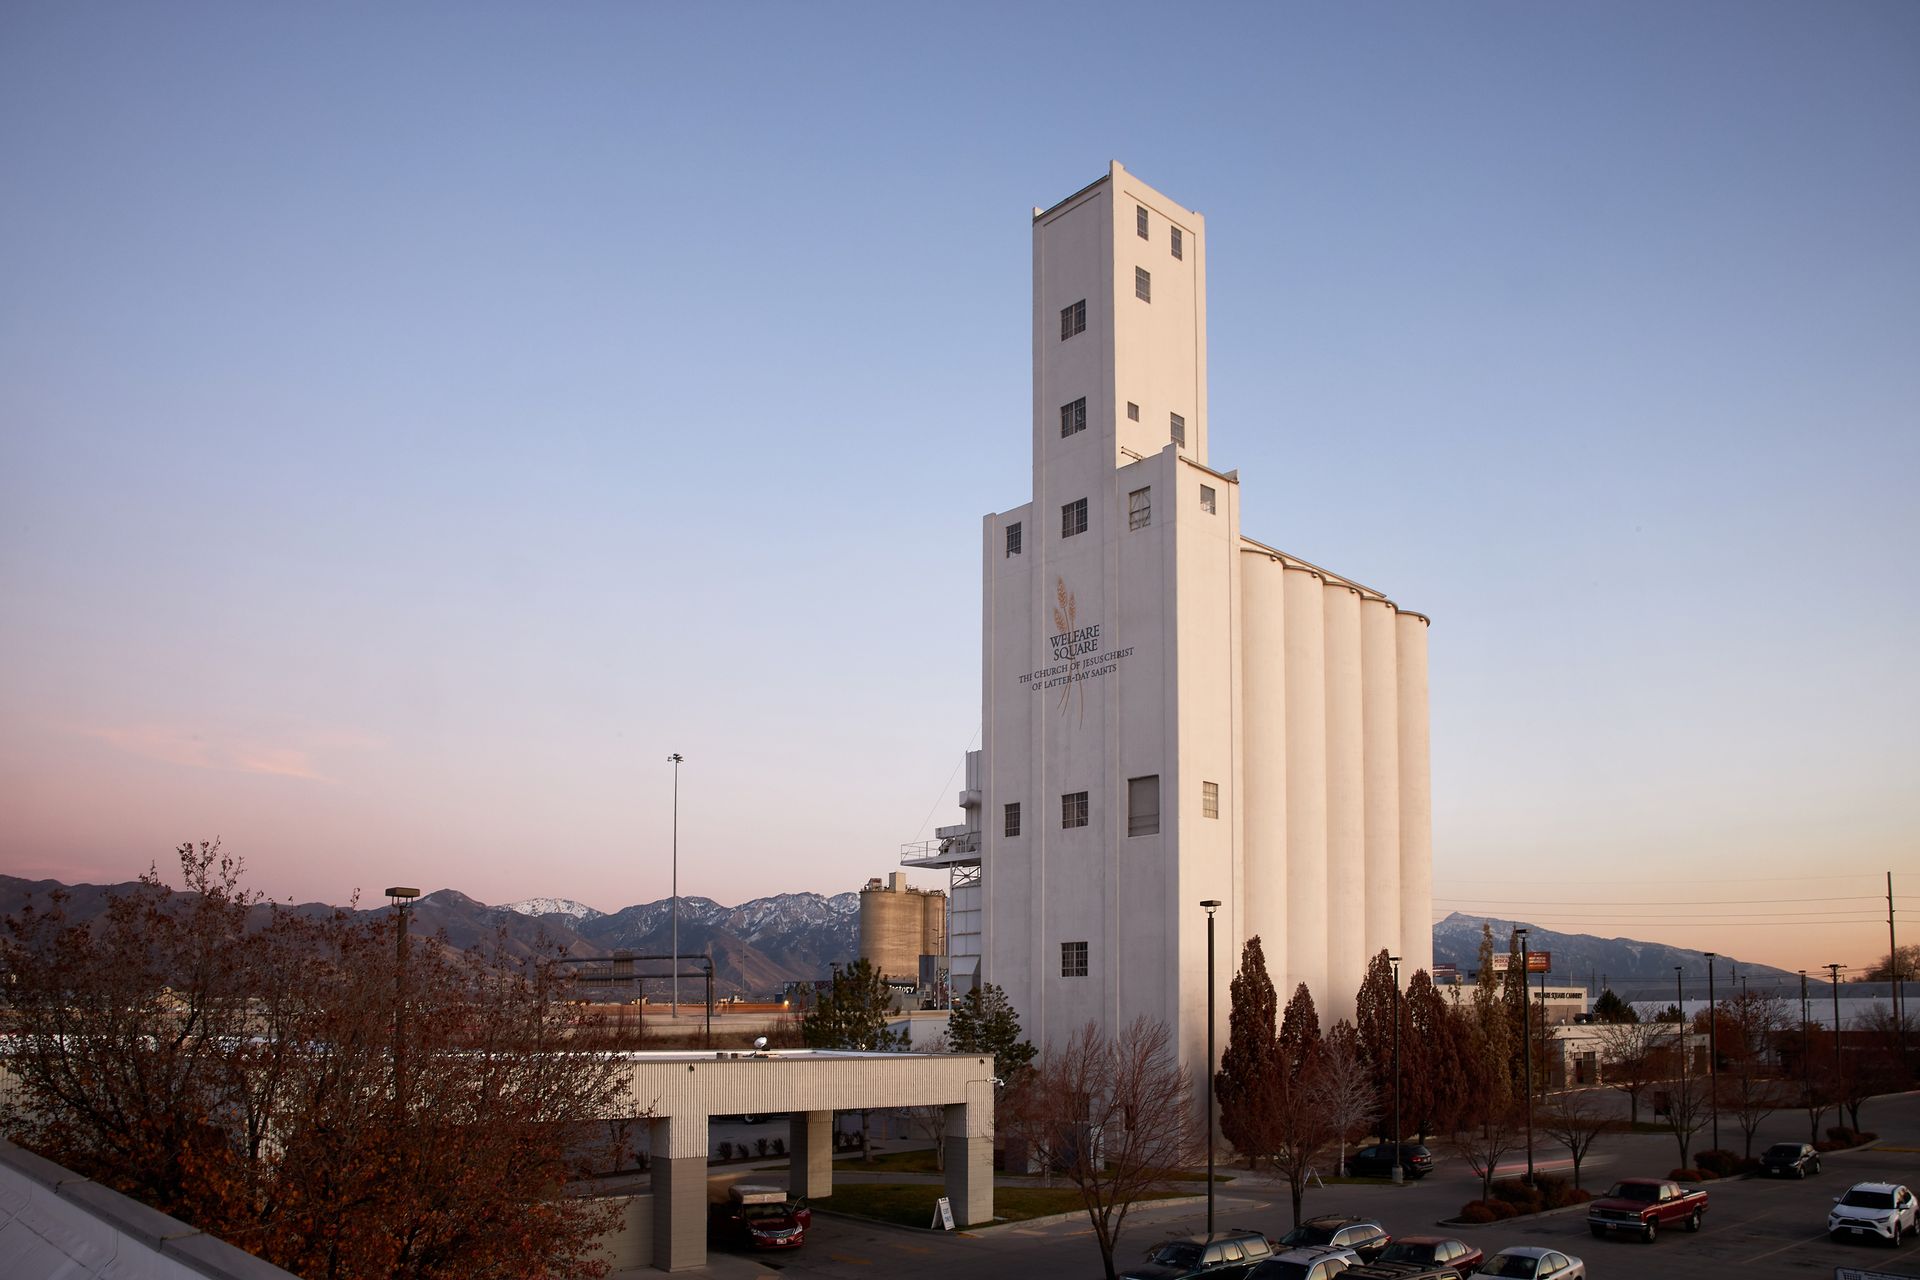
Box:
1587;1178;1708;1242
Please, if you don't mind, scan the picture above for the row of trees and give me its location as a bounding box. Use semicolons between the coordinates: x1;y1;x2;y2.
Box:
2;844;635;1280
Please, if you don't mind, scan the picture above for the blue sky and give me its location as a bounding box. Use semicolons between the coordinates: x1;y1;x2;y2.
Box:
2;2;1914;972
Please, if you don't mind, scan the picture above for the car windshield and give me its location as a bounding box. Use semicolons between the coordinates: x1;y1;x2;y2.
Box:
1478;1256;1539;1279
1841;1189;1895;1209
1150;1243;1203;1267
1248;1264;1309;1280
1280;1226;1335;1246
1379;1243;1432;1263
1605;1182;1659;1202
1764;1144;1801;1158
739;1203;794;1220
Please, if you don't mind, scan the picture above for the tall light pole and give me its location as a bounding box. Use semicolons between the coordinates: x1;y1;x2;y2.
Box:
1827;963;1843;1080
1675;965;1686;1095
1389;955;1403;1185
1201;900;1222;1234
386;885;419;1117
1800;970;1814;1145
668;752;684;1016
1705;952;1719;1153
1518;929;1533;1183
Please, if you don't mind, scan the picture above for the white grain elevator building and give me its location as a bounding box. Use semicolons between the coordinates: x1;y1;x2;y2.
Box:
907;162;1432;1082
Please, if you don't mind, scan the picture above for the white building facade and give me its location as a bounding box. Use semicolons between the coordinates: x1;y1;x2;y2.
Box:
911;163;1432;1082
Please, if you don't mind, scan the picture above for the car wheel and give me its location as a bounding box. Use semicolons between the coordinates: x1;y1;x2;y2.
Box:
1796;1165;1807;1179
1892;1222;1902;1247
1644;1219;1658;1243
1686;1209;1702;1233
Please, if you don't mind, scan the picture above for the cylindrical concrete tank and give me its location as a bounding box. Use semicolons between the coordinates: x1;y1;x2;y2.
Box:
1239;550;1288;967
922;889;948;959
1323;581;1365;1022
1396;610;1434;977
1283;565;1328;1007
859;880;927;982
1361;597;1402;966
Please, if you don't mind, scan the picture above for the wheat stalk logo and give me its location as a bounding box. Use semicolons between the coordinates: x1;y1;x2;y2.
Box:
1052;576;1084;725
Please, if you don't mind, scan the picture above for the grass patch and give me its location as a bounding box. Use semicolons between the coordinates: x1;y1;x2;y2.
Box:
850;1149;943;1174
816;1182;1193;1228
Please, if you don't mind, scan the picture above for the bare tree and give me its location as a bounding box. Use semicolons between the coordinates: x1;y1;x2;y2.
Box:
1452;1104;1523;1203
1027;1018;1197;1280
1313;1021;1378;1179
901;1031;952;1169
1595;1019;1667;1125
1660;1051;1711;1169
1537;1089;1614;1189
1717;989;1792;1157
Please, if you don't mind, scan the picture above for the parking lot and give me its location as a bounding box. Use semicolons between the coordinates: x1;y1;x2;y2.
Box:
734;1090;1920;1280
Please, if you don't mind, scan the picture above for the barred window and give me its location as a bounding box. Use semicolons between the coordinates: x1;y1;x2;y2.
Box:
1004;802;1021;837
1136;205;1149;239
1203;781;1220;818
1062;497;1088;538
1200;484;1217;514
1062;941;1089;977
1127;775;1160;836
1006;521;1022;557
1060;396;1087;438
1061;790;1088;829
1171;226;1184;260
1129;486;1151;531
1170;412;1185;447
1135;267;1151;302
1060;298;1086;340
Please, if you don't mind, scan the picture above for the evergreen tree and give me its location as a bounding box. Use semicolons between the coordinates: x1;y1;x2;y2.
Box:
1499;928;1531;1098
801;959;907;1051
1470;925;1514;1120
1215;937;1282;1167
1593;988;1637;1023
947;982;1036;1080
1354;950;1396;1119
1279;981;1324;1083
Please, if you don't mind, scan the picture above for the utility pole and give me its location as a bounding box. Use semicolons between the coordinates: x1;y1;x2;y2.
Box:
1826;963;1843;1080
668;752;684;1016
1705;952;1719;1154
1519;928;1533;1184
1800;969;1813;1145
1890;872;1904;1055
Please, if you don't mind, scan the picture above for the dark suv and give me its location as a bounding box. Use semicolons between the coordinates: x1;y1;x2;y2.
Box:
1348;1143;1435;1180
1277;1218;1391;1262
1123;1230;1276;1280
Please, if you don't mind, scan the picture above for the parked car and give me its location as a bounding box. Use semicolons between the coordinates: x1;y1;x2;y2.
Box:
1586;1177;1707;1241
1245;1246;1360;1280
1375;1236;1483;1273
1478;1247;1584;1278
1828;1182;1919;1245
1277;1218;1391;1262
1348;1143;1436;1180
1339;1265;1466;1280
1123;1229;1276;1280
708;1184;811;1250
1759;1142;1821;1178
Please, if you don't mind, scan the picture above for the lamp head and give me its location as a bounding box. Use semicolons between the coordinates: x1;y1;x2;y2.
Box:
753;1036;768;1051
1200;899;1222;910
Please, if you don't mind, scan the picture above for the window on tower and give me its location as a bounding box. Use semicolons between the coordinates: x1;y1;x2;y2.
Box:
1062;497;1088;538
1171;226;1184;260
1135;267;1151;302
1136;205;1149;239
1128;775;1160;836
1170;412;1185;447
1127;401;1139;421
1062;941;1089;977
1061;790;1088;829
1203;781;1220;818
1060;298;1086;340
1060;396;1087;438
1129;487;1151;531
1200;484;1217;514
1004;802;1021;837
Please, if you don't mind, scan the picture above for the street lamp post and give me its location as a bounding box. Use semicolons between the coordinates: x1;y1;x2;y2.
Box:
1517;928;1533;1183
385;885;419;1116
1800;970;1814;1145
1389;955;1403;1185
1827;963;1843;1080
668;752;684;1016
1201;900;1222;1235
1705;952;1719;1154
1675;965;1686;1095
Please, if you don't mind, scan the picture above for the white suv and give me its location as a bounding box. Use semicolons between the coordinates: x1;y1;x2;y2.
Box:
1829;1182;1918;1244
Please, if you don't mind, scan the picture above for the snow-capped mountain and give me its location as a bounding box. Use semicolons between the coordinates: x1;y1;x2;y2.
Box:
496;897;606;921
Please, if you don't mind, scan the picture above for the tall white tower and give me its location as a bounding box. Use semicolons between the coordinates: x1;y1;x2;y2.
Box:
917;163;1432;1092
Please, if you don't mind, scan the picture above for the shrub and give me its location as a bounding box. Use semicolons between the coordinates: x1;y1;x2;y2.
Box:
1669;1167;1708;1182
1825;1127;1878;1146
1456;1201;1498;1225
771;1137;786;1156
1485;1198;1520;1220
756;1138;770;1157
1490;1179;1544;1214
1695;1149;1740;1177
